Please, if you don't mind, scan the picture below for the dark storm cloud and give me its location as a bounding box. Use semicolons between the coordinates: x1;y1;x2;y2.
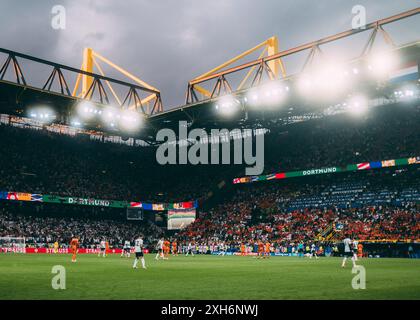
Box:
0;0;419;108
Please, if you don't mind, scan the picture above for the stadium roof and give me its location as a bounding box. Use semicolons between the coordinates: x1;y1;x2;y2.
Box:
0;9;419;143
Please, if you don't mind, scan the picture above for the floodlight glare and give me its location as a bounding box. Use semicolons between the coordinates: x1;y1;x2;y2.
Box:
76;101;97;120
394;85;417;100
215;94;240;116
102;105;120;124
347;94;368;116
367;50;399;78
297;73;314;96
246;81;289;109
70;118;82;127
118;109;142;132
297;60;350;100
27;105;56;123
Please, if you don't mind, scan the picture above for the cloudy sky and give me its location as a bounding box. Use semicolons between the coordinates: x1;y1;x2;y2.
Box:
0;0;419;109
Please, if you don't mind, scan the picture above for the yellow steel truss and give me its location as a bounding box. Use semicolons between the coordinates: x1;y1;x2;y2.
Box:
72;48;161;114
190;36;286;99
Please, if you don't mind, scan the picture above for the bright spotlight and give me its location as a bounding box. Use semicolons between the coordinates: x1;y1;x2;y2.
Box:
317;62;350;97
347;95;368;116
118;109;142;132
70;118;82;127
394;85;417;100
101;105;120;125
296;73;315;96
27;105;56;123
297;59;352;101
215;95;240;116
246;87;260;106
367;50;399;79
246;82;288;108
76;101;98;120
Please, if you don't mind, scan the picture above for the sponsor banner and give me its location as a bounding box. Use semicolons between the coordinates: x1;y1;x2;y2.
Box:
275;173;286;179
211;252;296;256
233;252;258;256
302;167;339;176
152;203;165;211
0;192;42;202
1;193;198;210
42;195;126;208
370;161;382;169
130;201;198;211
395;158;408;166
233;178;242;184
130;202;142;208
232;156;420;184
408;157;420;164
357;162;370;170
381;159;395;167
1;247;150;254
167;209;196;230
169;201;195;210
347;164;358;171
210;251;235;256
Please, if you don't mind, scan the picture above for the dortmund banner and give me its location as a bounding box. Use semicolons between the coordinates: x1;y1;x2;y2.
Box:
42;195;126;208
233;156;420;184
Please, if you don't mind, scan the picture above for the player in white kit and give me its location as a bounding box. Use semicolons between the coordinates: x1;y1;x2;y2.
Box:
121;240;131;258
352;239;359;261
341;236;357;268
133;236;146;269
98;240;106;257
155;238;164;260
310;243;319;259
186;242;194;256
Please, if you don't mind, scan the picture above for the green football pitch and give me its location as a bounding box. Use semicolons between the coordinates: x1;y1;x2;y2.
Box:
0;254;419;300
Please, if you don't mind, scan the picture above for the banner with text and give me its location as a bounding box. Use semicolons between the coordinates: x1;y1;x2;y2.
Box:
233;156;420;184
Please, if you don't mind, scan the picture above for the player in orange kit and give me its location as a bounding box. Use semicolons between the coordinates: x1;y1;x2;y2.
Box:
164;240;170;258
257;241;264;259
171;240;178;256
357;242;364;258
70;236;79;263
105;241;110;257
264;241;271;258
240;243;246;256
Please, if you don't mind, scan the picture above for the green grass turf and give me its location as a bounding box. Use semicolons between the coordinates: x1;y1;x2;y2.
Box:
0;254;419;300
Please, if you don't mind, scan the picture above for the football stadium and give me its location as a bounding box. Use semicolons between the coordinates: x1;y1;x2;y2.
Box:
0;1;419;305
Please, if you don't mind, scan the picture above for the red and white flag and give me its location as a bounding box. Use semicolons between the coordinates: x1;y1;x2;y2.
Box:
357;162;370;170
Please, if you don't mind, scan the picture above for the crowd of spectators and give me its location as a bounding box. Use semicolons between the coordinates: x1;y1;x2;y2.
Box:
0;208;164;249
0;103;418;254
0;103;418;204
175;168;420;247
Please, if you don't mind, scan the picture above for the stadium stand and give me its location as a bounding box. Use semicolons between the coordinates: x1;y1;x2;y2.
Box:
0;103;419;257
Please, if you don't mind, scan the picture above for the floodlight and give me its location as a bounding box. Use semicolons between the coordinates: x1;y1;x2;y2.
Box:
347;94;368;115
76;101;98;120
367;50;399;78
102;105;120;124
246;82;288;108
215;94;240;116
70;118;82;127
118;109;142;132
27;105;56;123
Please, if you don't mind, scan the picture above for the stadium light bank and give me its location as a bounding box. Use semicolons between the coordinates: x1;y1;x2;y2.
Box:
155;121;265;175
